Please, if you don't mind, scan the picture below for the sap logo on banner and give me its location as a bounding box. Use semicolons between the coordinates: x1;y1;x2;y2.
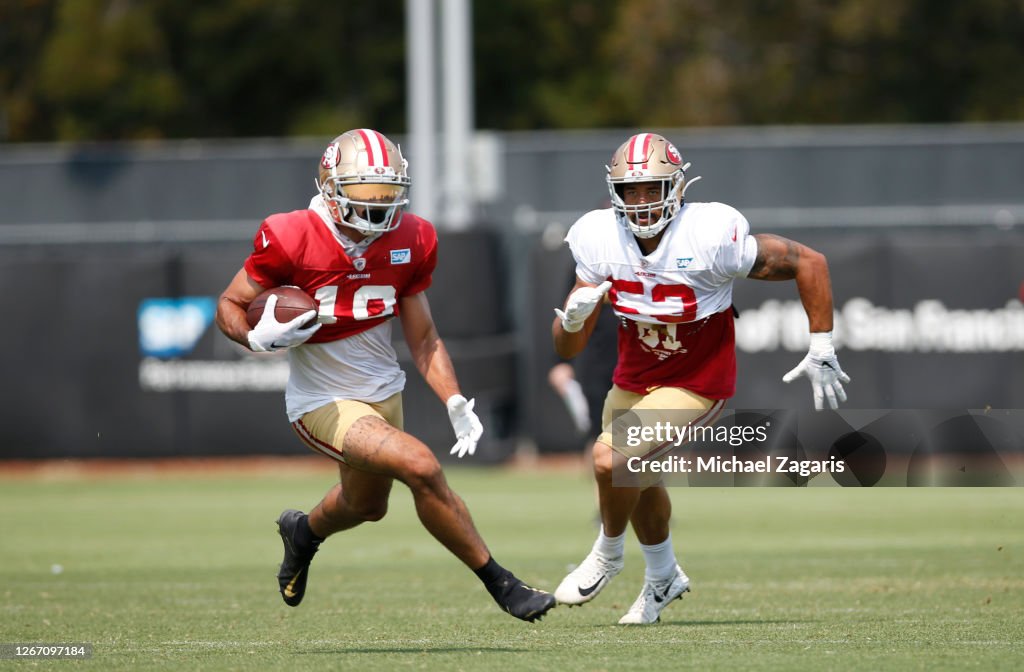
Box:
138;297;217;359
137;297;290;393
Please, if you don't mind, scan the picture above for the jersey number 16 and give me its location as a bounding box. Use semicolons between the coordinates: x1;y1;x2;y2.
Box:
314;285;397;322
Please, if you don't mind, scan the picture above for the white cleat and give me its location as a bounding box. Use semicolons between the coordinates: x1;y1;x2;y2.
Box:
617;564;690;625
554;551;624;605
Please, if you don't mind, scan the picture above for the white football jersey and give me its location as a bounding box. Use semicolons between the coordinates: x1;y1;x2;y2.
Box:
565;202;758;324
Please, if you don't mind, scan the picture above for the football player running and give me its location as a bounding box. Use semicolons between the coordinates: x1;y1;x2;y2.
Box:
216;129;555;623
552;132;850;624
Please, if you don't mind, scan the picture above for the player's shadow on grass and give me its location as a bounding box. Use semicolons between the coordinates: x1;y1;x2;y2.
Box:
298;646;524;655
575;618;812;629
659;618;813;627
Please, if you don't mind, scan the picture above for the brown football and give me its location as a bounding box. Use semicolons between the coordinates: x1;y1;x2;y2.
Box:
246;286;317;329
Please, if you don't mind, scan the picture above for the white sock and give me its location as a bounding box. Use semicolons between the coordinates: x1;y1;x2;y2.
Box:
640;533;677;581
592;526;625;561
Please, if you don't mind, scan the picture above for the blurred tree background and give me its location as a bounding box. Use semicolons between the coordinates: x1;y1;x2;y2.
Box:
1;0;1022;142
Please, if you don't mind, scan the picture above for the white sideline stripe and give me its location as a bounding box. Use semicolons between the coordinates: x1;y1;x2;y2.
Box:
0;219;256;244
1;203;1021;246
1;203;1021;245
514;203;1024;230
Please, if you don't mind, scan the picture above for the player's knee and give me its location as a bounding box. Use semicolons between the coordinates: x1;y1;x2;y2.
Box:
399;448;444;493
349;498;389;523
592;441;616;484
327;491;389;523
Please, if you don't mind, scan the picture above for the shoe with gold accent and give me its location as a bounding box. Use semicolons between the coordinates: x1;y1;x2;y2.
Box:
276;509;320;607
486;573;557;623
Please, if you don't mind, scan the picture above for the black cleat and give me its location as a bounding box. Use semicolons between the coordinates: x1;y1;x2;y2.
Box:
487;573;558;623
275;509;320;607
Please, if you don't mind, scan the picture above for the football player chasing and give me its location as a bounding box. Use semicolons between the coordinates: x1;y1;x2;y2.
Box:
216;129;555;622
552;133;850;624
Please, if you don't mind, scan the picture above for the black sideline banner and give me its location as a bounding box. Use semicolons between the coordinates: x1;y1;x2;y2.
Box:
0;228;1021;459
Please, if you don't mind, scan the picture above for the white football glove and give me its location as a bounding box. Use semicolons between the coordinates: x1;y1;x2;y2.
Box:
554;280;613;333
247;294;321;353
782;331;851;411
446;394;484;459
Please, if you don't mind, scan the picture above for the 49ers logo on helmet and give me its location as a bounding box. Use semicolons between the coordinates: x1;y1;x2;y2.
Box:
320;144;340;169
665;143;682;165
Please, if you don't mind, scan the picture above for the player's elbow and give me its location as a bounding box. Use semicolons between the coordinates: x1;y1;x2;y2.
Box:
214;295;243;335
800;246;829;278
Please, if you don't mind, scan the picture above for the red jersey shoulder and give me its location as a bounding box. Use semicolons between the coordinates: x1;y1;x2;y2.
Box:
244;210;325;288
261;210;339;270
384;213;437;254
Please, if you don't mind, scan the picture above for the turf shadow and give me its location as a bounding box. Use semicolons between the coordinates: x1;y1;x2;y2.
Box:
297;646;525;655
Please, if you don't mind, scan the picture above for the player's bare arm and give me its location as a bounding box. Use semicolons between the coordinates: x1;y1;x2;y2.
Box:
400;291;483;457
748;233;833;332
749;233;850;409
552;277;611;360
399;292;462;403
215;269;266;347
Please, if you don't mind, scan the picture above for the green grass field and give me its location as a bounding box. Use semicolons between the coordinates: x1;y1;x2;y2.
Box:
2;464;1022;671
